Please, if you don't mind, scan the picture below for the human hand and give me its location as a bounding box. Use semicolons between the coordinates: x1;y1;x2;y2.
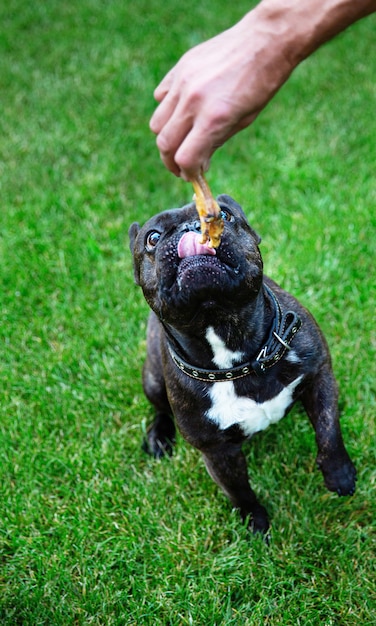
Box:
150;0;376;179
149;9;294;179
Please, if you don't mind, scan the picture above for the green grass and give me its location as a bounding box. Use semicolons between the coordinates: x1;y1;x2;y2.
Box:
0;0;375;623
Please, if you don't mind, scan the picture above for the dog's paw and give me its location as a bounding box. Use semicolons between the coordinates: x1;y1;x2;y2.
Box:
318;455;357;496
244;504;270;537
142;413;176;459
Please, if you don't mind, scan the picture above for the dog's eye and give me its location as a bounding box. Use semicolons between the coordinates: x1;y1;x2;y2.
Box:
220;207;235;222
146;231;161;251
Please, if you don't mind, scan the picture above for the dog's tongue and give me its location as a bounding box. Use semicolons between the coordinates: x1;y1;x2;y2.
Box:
177;231;217;259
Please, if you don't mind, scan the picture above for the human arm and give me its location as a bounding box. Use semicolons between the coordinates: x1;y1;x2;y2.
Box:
150;0;376;179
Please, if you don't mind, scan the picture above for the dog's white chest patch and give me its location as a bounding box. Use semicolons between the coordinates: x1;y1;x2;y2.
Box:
205;326;244;368
204;326;303;436
205;377;303;436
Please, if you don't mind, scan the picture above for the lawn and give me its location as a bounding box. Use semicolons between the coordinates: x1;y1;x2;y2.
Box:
0;0;375;624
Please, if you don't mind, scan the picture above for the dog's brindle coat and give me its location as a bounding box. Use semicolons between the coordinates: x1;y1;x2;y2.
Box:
129;195;356;533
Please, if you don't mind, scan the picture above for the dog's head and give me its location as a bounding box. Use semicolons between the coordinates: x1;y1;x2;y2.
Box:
129;195;263;328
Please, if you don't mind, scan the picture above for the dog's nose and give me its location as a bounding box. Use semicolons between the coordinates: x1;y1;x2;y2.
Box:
179;220;201;233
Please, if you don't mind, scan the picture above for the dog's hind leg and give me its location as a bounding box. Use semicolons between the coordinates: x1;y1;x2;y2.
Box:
301;364;356;496
202;443;269;534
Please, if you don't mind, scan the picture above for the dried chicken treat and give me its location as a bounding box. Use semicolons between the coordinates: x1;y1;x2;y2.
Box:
191;172;224;248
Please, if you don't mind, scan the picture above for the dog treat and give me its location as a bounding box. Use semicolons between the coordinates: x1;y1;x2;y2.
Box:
190;172;224;248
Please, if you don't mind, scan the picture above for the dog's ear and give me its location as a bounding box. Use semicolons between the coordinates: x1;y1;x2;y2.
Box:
129;222;140;253
251;228;262;246
128;222;141;285
217;194;243;213
217;194;262;245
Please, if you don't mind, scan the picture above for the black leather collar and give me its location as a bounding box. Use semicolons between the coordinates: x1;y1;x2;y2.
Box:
167;284;302;382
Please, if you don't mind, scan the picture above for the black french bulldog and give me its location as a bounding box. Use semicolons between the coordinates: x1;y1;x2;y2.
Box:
129;195;356;534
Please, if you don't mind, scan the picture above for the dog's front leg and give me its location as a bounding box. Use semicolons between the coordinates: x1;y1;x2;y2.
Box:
201;443;269;534
301;365;356;496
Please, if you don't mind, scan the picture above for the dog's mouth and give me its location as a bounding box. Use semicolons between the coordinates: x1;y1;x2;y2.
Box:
175;231;241;291
176;253;240;290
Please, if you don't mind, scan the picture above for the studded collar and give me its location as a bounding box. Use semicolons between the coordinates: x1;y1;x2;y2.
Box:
166;284;302;382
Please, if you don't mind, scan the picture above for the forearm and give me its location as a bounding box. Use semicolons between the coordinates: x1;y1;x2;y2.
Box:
247;0;376;68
